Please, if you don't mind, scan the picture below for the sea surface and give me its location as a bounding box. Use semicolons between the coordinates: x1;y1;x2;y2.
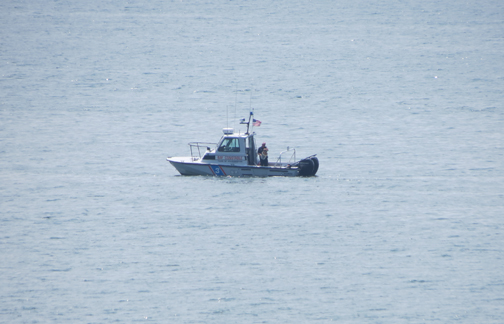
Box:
1;0;503;323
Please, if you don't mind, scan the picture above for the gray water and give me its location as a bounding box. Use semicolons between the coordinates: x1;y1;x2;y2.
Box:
1;0;503;323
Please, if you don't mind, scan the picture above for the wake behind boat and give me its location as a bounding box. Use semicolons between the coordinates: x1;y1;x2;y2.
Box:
166;112;319;177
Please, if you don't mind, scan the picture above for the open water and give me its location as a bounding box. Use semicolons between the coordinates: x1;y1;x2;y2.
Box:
1;0;503;323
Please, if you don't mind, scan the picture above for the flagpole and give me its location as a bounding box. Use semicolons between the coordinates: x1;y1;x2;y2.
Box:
247;111;253;134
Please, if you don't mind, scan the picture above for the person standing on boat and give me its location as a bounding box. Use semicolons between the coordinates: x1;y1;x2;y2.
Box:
258;142;269;166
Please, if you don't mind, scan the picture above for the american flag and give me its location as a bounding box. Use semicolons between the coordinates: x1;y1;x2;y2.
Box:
253;119;261;126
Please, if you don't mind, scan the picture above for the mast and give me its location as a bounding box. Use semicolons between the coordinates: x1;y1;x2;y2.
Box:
246;111;253;134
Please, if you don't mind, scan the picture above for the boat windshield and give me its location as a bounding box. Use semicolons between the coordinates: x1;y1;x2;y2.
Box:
217;138;241;152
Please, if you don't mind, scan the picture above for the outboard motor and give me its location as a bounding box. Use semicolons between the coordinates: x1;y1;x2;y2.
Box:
298;155;319;176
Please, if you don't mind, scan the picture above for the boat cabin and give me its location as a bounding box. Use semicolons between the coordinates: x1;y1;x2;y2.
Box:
202;128;258;166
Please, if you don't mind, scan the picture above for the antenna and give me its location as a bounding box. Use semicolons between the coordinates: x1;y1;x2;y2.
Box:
234;83;238;130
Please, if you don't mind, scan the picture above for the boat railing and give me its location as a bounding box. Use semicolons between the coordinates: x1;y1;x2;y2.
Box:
274;147;296;166
189;142;217;161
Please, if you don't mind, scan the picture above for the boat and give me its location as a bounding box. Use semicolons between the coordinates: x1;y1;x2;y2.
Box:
166;112;319;177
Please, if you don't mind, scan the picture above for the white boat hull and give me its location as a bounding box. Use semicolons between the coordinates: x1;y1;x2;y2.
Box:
167;159;301;177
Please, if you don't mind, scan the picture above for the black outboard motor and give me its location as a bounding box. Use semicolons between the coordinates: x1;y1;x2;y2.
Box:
298;155;319;176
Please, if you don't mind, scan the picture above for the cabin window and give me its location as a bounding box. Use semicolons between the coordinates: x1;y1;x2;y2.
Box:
218;138;241;152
